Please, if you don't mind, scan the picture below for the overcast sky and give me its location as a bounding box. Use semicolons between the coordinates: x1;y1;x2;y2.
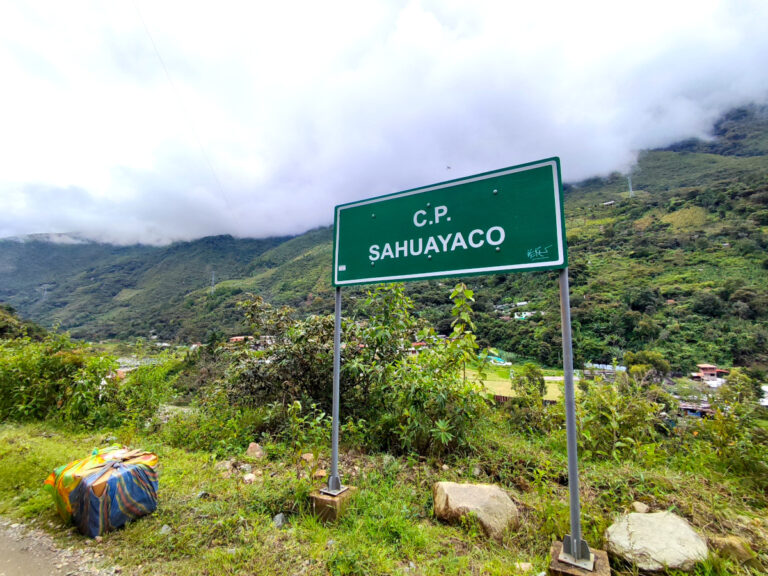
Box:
1;0;767;245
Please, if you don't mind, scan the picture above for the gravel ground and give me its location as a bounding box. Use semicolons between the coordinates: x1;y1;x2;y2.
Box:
0;518;119;576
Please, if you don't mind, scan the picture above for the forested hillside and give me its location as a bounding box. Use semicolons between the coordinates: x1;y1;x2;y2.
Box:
1;105;767;373
0;234;292;340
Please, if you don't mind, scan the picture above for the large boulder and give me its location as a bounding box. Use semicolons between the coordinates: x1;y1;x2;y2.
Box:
433;482;519;542
605;511;708;572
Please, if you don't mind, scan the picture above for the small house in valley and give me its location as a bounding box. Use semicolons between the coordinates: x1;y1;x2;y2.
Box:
690;363;729;388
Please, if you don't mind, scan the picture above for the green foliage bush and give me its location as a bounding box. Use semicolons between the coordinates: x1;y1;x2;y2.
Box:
112;358;179;428
0;333;116;426
222;283;489;457
623;350;671;382
0;331;179;430
692;292;726;317
161;386;269;455
577;375;668;462
505;363;564;434
695;369;767;486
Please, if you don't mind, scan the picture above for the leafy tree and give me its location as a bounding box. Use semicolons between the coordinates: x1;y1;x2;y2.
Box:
692;292;725;317
513;363;545;397
505;362;559;434
623;350;671;382
625;287;660;313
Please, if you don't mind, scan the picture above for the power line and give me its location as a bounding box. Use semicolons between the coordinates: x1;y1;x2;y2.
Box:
131;1;231;209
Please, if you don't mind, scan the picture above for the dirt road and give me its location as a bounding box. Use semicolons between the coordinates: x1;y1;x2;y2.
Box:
0;519;117;576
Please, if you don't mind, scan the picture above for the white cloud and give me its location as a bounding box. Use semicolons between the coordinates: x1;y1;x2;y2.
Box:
0;0;767;244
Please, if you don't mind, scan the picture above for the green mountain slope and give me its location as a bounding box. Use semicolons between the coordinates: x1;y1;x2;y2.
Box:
0;234;291;340
1;106;767;373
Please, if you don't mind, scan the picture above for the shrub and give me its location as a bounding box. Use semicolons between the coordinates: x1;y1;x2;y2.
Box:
225;283;489;457
505;363;564;435
369;332;488;455
692;292;725;317
161;386;270;456
0;332;181;430
695;368;767;485
623;350;671;382
113;358;179;427
0;333;117;426
578;375;667;461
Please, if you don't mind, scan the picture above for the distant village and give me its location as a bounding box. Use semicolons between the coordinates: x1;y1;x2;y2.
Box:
114;326;768;414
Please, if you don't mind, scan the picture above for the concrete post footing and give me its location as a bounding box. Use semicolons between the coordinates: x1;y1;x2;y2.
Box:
310;486;356;522
548;541;610;576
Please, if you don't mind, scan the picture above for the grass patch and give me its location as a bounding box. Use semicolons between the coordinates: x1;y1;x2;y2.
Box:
469;366;562;400
661;206;709;231
1;418;766;575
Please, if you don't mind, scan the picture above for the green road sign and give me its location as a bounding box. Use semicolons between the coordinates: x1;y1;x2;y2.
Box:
332;157;567;286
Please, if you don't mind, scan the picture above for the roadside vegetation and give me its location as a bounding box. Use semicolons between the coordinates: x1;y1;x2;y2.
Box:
0;292;766;575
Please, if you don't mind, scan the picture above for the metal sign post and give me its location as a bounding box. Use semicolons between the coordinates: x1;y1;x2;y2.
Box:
558;268;594;570
321;286;347;496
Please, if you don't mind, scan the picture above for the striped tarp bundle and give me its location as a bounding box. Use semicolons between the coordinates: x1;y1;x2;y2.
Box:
44;446;158;537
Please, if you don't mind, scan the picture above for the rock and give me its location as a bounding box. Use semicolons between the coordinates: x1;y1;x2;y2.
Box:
240;463;252;473
313;469;327;479
711;535;756;563
214;459;234;471
441;464;450;471
246;442;265;459
514;561;533;572
605;511;707;572
301;453;315;464
273;513;286;529
226;548;237;555
242;473;257;484
472;466;482;477
196;491;212;500
433;482;519;542
159;524;172;535
631;501;650;513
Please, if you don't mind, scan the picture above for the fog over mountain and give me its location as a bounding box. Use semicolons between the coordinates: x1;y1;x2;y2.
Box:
1;0;767;245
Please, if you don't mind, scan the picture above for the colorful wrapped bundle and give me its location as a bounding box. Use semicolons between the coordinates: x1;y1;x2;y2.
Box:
44;445;159;537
